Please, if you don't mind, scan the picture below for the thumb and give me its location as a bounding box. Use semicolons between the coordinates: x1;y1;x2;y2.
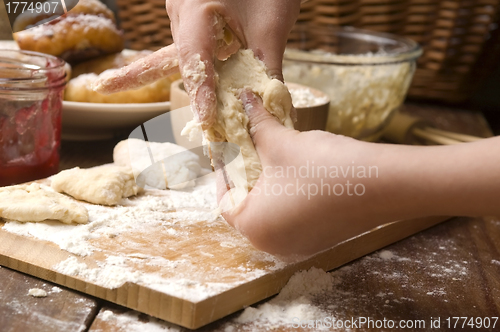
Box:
240;90;284;150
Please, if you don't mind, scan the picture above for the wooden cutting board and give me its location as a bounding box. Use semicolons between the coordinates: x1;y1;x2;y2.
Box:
0;179;449;329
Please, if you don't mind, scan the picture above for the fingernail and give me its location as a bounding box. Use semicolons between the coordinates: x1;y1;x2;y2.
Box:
240;90;256;115
267;69;284;82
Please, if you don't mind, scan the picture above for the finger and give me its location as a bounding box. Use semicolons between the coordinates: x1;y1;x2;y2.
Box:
173;8;224;130
248;44;285;82
212;146;230;204
240;90;287;151
93;44;179;94
244;2;301;81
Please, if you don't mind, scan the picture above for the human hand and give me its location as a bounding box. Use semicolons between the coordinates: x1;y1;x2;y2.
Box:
219;91;388;258
165;0;301;128
220;92;500;258
94;0;301;129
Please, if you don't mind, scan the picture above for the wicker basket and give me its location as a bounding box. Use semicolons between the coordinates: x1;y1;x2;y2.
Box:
116;0;500;103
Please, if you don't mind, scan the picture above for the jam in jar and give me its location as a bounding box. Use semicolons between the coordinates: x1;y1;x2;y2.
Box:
0;50;67;186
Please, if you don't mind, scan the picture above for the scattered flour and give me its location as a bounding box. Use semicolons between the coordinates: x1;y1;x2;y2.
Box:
98;309;181;332
50;286;62;294
378;250;395;260
232;267;338;330
53;253;267;302
28;288;48;298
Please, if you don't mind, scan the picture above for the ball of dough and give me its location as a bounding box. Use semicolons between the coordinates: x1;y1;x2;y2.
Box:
113;139;203;190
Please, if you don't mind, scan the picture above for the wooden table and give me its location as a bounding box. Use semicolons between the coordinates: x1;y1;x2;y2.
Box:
1;103;499;331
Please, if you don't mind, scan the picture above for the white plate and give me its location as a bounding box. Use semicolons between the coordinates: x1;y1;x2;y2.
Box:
0;40;18;49
62;101;171;141
0;41;172;140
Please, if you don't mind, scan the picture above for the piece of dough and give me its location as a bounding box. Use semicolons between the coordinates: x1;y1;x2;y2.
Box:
51;166;138;206
186;49;294;190
113;139;202;190
28;288;48;298
0;183;88;224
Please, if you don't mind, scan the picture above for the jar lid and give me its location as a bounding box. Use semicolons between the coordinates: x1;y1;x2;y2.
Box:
0;49;67;90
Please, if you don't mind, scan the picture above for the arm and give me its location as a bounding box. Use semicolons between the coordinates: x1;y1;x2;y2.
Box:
221;92;500;257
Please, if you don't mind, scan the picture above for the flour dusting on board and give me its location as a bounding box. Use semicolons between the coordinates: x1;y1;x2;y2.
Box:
2;173;287;302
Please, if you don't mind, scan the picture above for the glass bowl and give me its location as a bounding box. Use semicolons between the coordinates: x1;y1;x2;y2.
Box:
283;25;422;141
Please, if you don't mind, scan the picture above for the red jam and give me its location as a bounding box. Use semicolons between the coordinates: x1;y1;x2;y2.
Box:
0;50;66;186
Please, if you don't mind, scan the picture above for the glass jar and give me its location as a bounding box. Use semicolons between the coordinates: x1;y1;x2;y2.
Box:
284;26;422;141
0;50;66;186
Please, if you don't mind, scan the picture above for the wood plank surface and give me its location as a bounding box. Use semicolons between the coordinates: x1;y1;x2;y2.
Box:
0;210;449;329
0;266;100;332
88;216;500;332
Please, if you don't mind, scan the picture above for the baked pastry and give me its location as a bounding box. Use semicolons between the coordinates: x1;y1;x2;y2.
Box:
65;69;180;103
71;49;154;78
66;49;180;103
13;0;123;64
14;14;124;64
13;0;115;32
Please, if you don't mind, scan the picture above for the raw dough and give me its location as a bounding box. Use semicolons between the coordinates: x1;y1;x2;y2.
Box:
51;165;138;206
0;183;88;224
113;139;203;190
186;49;294;190
28;288;48;298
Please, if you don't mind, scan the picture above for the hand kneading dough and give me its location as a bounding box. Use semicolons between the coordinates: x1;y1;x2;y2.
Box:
51;166;139;206
0;183;88;224
113;138;202;190
186;49;294;190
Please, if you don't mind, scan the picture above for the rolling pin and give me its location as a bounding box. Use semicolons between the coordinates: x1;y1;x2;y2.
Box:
383;112;483;145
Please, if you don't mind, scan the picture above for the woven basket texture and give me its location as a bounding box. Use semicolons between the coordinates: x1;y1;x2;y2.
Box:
116;0;500;103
